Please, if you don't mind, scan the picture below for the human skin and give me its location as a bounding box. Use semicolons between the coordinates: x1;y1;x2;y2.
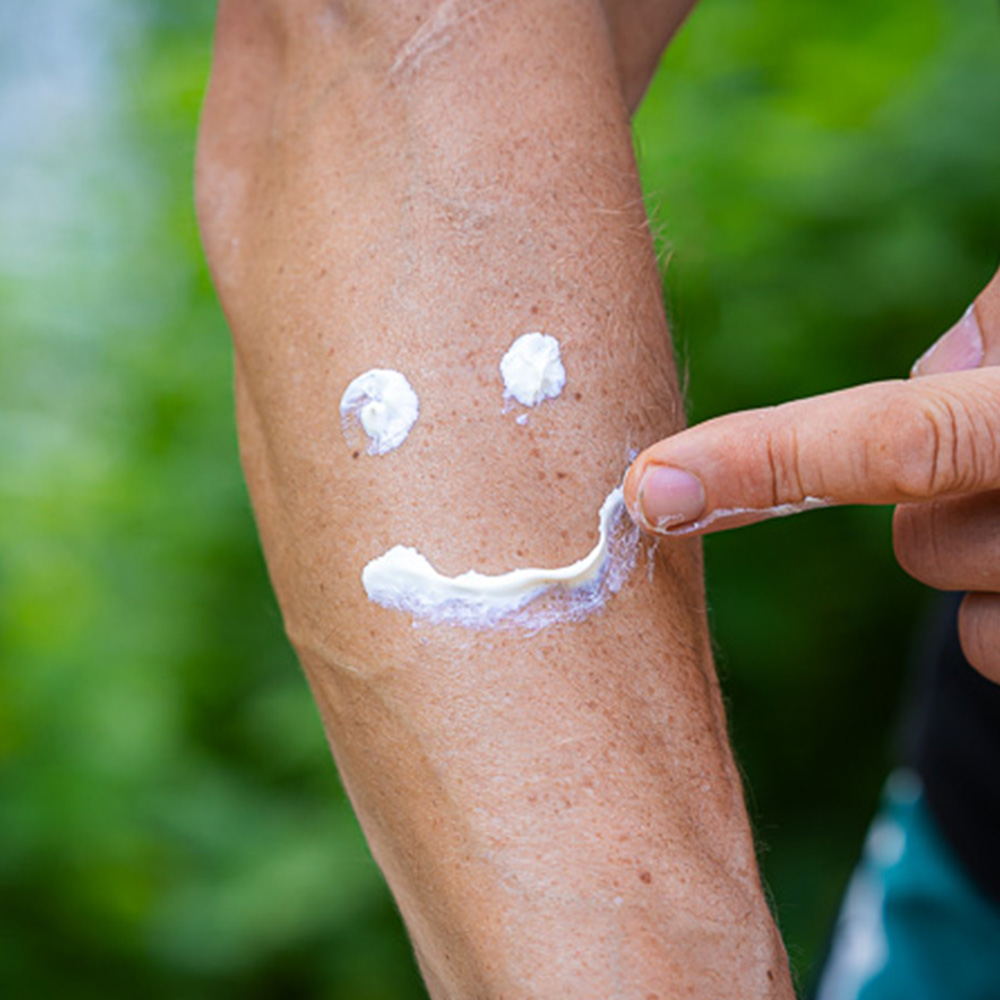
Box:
600;0;700;111
626;270;1000;681
197;0;793;996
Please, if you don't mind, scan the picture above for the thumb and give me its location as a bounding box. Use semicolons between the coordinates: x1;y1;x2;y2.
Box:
913;265;1000;374
626;273;1000;536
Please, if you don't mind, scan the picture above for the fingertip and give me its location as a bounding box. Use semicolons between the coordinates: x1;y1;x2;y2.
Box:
623;453;654;533
622;461;708;535
623;453;644;511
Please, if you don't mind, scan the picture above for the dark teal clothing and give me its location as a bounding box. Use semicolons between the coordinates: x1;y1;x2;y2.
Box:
814;772;1000;1000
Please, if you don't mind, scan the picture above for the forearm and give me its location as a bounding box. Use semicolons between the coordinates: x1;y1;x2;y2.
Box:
198;1;790;995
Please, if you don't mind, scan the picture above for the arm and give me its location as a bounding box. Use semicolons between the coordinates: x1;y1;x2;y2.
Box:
197;1;791;995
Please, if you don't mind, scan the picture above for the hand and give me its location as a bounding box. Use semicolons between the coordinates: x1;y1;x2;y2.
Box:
624;268;1000;681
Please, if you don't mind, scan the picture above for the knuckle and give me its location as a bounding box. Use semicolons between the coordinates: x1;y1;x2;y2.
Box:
760;414;806;507
887;387;985;499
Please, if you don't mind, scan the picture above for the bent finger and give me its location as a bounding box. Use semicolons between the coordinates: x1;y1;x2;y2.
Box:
959;592;1000;685
893;491;1000;592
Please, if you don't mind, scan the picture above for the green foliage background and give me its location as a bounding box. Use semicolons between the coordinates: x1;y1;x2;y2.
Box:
1;0;997;996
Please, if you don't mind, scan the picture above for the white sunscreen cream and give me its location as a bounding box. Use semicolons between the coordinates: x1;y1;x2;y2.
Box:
500;333;566;415
340;369;419;455
661;496;832;535
362;485;638;629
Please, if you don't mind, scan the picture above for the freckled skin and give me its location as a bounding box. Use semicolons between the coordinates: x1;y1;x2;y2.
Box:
197;1;792;998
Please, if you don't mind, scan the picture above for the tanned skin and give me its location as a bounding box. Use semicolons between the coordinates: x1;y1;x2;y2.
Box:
197;2;793;996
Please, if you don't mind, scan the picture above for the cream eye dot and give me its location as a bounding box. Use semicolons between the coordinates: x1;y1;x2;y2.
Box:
340;368;419;455
500;332;566;413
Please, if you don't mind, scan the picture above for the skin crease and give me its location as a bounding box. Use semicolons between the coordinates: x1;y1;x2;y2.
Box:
626;270;1000;682
197;1;792;997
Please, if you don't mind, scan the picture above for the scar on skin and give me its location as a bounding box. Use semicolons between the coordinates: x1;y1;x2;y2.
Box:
388;0;508;77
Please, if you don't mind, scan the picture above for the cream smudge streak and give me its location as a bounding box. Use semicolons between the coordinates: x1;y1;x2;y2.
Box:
362;485;637;628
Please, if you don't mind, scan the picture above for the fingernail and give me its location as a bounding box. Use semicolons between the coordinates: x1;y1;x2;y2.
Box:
911;306;983;376
637;465;706;531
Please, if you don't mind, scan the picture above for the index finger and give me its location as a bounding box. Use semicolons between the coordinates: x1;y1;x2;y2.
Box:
624;366;1000;536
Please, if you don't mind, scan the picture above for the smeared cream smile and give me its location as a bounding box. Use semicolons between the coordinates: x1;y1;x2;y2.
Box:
362;485;637;628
